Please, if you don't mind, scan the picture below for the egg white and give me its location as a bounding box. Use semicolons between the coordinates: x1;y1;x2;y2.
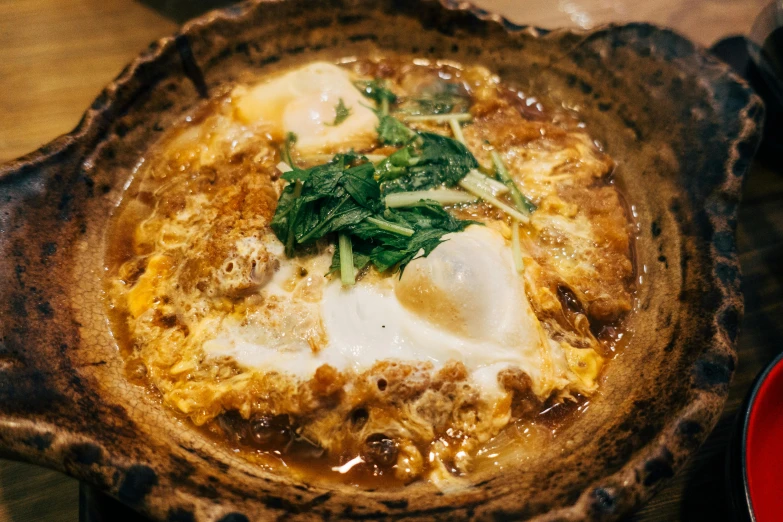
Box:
203;226;570;401
165;62;574;403
233;62;379;154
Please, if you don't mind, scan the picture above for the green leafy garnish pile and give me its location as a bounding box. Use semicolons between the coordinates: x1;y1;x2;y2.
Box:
271;141;476;283
377;132;478;193
271;76;535;285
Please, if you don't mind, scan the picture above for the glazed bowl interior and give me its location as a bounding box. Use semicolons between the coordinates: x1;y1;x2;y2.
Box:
0;1;761;520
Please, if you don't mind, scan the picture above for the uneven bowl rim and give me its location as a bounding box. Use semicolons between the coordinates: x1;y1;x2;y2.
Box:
0;1;764;520
0;0;761;181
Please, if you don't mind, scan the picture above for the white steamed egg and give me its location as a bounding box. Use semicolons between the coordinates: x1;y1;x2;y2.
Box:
203;226;570;400
233;62;379;154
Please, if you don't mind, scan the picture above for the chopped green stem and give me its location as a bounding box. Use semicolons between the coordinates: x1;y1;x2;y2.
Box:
338;233;355;286
458;177;529;223
511;222;524;273
276;161;293;173
490;151;536;214
476;162;496;176
448;117;467;145
380;165;408;180
283;132;297;167
381;97;390;117
365;216;415;237
385;189;478;208
284;181;303;257
364;153;390;162
466;169;509;195
401;113;472;124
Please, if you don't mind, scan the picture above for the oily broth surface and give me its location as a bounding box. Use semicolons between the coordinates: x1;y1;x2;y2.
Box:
105;56;635;488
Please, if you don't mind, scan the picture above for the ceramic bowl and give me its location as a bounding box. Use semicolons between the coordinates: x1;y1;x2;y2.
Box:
0;1;763;520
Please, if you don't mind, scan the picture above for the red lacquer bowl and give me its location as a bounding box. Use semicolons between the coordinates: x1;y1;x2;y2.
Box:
730;351;783;521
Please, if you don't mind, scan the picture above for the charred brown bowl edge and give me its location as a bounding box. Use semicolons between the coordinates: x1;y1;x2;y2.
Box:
0;1;763;520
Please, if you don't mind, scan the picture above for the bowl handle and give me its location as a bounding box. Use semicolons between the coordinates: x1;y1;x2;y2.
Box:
0;20;172;455
0;139;101;468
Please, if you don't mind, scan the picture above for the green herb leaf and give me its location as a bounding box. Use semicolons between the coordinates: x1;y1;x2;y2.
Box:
270;180;304;258
354;79;398;107
295;196;372;243
396;82;470;116
346;203;474;273
341;162;381;209
369;227;459;274
416;97;454;115
377;115;415;146
379;131;479;193
389;201;471;232
279;132;317;185
272;127;477;275
327;98;352;127
273;156;381;249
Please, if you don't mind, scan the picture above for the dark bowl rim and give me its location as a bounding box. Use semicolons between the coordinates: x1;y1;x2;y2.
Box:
0;1;762;182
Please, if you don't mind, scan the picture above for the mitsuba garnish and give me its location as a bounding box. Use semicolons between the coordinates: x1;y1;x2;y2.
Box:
107;59;634;487
271;78;536;285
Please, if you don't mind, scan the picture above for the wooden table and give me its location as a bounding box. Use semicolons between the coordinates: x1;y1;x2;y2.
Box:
0;1;778;520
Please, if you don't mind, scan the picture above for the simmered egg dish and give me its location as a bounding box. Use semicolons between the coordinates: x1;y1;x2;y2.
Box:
107;58;634;486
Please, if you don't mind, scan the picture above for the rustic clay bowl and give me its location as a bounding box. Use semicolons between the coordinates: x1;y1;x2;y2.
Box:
0;1;763;520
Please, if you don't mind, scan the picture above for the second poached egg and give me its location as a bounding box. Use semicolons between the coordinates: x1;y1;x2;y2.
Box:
203;226;570;401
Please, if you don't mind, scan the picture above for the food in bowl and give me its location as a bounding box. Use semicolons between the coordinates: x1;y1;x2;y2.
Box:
106;56;634;487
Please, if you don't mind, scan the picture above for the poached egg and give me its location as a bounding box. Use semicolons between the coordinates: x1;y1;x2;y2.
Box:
203;226;569;400
233;62;379;154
